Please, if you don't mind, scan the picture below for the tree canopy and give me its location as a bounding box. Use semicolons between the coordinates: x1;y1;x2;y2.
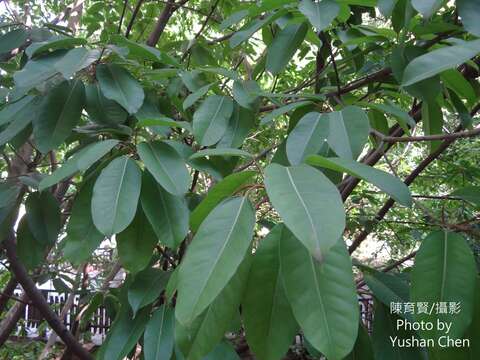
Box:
0;0;479;359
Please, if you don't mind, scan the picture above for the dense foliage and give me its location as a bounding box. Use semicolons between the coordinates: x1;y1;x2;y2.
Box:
0;0;479;359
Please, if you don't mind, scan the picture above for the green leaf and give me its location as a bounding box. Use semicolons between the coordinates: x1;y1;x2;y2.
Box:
305;156;413;207
243;224;298;360
441;69;476;107
39;139;119;191
299;0;340;31
325;106;370;160
137;141;190;196
411;231;477;341
189;148;252;160
26;37;87;57
96;63;145;114
17;217;46;271
402;39;480;86
372;302;425;360
0;95;35;127
286;112;329;165
264;164;345;261
217;105;255;149
458;0;480;37
377;0;398;17
266;23;308;75
144;305;175;360
33;80;85;153
365;101;415;131
203;341;240;360
63;182;104;265
411;0;443;18
260;101;311;126
0;97;39;147
183;83;212;110
422;100;443;152
175;258;251;360
230;11;287;48
0;181;20;208
189;171;256;232
193;95;234;146
0;28;28;54
280;233;359;360
91;156;142;236
140;172;189;249
451;186;480;207
128;268;169;316
176;197;255;325
137;118;192;132
117;207;158;274
344;323;375;360
25;191;60;246
232;80;260;109
98;306;150;360
54;47;101;78
85;83;128;125
13;51;64;91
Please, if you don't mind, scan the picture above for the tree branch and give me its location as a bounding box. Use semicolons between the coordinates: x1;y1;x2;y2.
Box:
125;0;144;38
370;127;480;143
146;0;189;46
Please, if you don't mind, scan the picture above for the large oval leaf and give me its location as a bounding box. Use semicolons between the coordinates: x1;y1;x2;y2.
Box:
286;112;329;165
243;224;298;360
280;232;359;360
266;22;308;75
176;196;255;325
117;207;158;273
402;39;480;86
144;305;175;360
91;156;141;236
411;231;477;341
264;164;345;261
96;63;145;114
85;83;127;125
306;155;412;207
127;268;169;316
33;80;85;153
140;171;189;249
137;141;190;196
25;191;60;246
299;0;340;31
193;95;233;146
325;106;370;160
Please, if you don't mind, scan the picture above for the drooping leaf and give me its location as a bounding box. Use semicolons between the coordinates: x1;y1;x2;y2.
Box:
33;80;85;153
140;171;189;249
91;156;142;236
232;80;260;109
324;106;370;160
137;141;190;196
13;51;65;91
97;306;150;360
144;305;175;360
17;217;46;271
128;268;169;316
189;148;252;160
176;197;255;325
286;112;329;165
266;23;308;75
189;171;256;232
264;164;345;261
84;83;128;125
117;207;158;274
260;101;311;126
280;233;359;360
0;28;28;54
344;323;375;360
0;95;35;127
96;63;145;114
402;39;480;86
411;231;477;341
243;224;298;360
305;156;413;207
175;258;251;360
25;191;60;246
422;100;443;152
203;341;240;360
39;139;119;191
411;0;443;18
451;186;480;207
0;96;39;146
183;83;213;110
192;95;233;146
217;105;256;149
299;0;340;31
54;47;101;78
26;36;87;58
63;182;104;265
457;0;480;37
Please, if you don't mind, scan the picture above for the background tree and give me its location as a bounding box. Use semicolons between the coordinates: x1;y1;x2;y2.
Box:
0;0;479;359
